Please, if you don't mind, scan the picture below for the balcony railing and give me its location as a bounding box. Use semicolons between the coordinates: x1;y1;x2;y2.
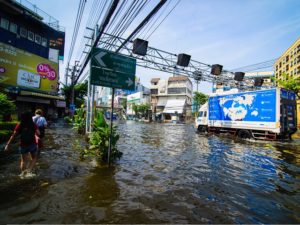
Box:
13;0;65;32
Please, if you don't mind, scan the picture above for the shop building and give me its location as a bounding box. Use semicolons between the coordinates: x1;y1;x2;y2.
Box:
0;0;65;119
150;76;193;123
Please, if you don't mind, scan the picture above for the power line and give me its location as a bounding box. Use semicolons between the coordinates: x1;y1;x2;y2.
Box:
74;0;121;85
231;58;277;72
145;0;181;40
67;0;86;64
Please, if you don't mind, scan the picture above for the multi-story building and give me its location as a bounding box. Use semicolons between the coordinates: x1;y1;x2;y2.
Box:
274;37;300;128
150;76;192;122
212;71;275;93
126;91;150;119
0;0;65;119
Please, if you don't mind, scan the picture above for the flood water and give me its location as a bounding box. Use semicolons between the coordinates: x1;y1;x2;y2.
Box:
0;120;300;224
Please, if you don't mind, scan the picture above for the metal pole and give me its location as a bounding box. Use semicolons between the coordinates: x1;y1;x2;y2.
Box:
89;25;97;132
90;84;95;131
86;67;91;133
70;65;75;117
108;87;115;166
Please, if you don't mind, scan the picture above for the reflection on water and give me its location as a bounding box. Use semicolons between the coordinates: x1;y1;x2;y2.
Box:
0;120;300;224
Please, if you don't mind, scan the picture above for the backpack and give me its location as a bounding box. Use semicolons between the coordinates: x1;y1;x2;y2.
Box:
20;126;35;145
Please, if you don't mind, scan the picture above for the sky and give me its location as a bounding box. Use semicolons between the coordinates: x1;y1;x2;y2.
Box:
30;0;300;94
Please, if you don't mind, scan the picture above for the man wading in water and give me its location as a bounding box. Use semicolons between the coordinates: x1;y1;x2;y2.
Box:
32;109;47;154
4;111;40;178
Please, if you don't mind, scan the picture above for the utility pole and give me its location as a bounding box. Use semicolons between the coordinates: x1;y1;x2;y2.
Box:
70;61;79;117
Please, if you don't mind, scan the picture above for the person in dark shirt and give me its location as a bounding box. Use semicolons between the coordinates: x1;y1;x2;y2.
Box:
4;111;40;176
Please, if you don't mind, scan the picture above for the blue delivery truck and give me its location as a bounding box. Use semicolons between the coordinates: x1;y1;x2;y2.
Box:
195;88;297;140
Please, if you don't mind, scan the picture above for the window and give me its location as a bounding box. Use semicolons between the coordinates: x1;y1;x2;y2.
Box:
9;23;17;33
198;112;203;117
151;89;158;95
20;27;27;37
28;31;34;41
204;111;207;117
41;37;47;47
35;34;41;44
168;88;186;94
0;18;9;30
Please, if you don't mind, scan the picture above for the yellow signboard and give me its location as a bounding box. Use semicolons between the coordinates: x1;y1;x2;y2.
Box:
0;42;59;94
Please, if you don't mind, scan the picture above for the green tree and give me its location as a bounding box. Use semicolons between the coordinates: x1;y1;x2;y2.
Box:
193;91;209;108
132;103;138;117
138;103;150;118
121;98;127;111
0;93;16;121
61;81;88;108
274;72;300;98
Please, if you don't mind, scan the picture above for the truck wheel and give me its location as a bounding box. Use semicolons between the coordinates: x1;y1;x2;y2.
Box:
238;130;252;139
198;126;206;132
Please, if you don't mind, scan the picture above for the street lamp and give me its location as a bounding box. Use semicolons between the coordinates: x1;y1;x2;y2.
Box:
193;70;202;92
132;38;148;56
211;64;223;75
234;72;245;81
177;53;191;67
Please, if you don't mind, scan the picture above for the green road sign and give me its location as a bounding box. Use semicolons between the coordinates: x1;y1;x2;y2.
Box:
90;48;136;90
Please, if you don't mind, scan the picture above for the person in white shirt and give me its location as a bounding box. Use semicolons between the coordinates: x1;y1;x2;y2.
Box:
32;109;47;154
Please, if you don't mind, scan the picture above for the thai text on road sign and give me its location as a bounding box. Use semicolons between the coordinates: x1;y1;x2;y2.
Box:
90;48;136;90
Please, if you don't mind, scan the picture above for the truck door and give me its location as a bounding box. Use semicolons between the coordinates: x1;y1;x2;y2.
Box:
280;99;297;134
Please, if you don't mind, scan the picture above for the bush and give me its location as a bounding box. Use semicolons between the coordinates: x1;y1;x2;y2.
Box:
64;116;73;124
73;107;86;134
0;130;13;143
0;122;17;130
0;93;16;121
84;110;122;163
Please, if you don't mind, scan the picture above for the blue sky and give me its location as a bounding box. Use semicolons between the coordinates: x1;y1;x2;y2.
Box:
31;0;300;94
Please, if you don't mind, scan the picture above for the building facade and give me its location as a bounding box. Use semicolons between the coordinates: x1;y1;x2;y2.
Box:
0;0;65;119
274;37;300;128
212;71;275;93
150;76;192;123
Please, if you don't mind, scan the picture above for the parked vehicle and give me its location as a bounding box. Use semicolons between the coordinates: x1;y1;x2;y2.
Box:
105;112;118;121
195;88;297;140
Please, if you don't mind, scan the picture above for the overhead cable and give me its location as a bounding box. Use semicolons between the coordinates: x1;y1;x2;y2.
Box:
67;0;86;64
74;0;121;85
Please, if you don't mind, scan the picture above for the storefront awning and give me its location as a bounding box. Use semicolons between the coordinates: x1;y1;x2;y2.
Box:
20;91;65;100
163;99;185;114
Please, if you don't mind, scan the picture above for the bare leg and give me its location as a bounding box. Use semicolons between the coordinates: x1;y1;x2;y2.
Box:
28;151;37;172
20;153;29;171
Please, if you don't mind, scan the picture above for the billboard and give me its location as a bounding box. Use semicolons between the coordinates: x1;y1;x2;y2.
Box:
209;89;277;123
0;42;58;94
49;31;65;60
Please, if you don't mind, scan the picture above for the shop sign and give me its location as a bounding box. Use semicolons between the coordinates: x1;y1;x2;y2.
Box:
17;69;40;88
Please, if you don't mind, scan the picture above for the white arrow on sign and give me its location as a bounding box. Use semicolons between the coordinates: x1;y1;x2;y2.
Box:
95;52;107;67
126;78;133;87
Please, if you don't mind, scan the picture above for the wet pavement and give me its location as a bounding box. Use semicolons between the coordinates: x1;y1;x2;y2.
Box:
0;120;300;224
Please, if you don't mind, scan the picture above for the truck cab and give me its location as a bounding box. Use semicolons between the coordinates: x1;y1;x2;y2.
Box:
195;103;208;132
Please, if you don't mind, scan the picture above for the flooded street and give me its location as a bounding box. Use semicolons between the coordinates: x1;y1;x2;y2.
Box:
0;120;300;224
